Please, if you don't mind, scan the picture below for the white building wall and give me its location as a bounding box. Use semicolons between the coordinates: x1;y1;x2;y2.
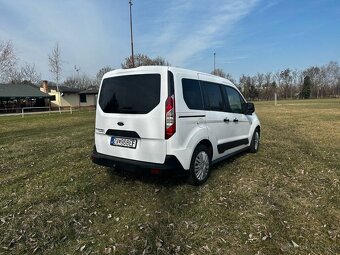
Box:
47;90;97;108
60;93;79;107
79;94;97;107
48;91;79;108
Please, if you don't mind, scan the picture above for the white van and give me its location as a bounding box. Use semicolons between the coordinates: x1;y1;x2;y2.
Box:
92;66;260;185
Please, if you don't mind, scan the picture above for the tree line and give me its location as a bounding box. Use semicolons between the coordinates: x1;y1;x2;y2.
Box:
1;40;339;99
0;41;169;90
212;63;340;100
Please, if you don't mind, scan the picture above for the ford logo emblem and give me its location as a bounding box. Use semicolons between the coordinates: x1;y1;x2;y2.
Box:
117;122;124;126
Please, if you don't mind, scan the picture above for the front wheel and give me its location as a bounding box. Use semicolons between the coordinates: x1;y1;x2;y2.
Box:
188;145;211;185
249;129;260;153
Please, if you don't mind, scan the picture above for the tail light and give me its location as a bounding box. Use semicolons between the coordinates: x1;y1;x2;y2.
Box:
165;95;176;139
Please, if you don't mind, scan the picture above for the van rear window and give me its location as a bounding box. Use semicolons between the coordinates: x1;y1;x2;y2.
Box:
99;74;161;114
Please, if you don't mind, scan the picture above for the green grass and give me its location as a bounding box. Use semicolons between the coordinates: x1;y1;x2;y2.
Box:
0;99;339;254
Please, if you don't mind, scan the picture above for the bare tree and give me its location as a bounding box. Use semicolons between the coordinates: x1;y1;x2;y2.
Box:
63;74;95;89
274;71;283;98
264;72;272;85
121;53;170;69
152;56;170;66
7;69;22;84
0;40;17;82
48;43;62;90
225;73;236;84
280;69;292;99
211;68;236;83
255;73;264;89
211;68;226;78
96;66;114;86
263;72;273;100
324;61;340;97
20;63;41;84
291;69;299;98
5;63;41;85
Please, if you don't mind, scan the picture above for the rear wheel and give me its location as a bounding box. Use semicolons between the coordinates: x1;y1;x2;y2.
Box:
250;129;260;153
188;145;211;185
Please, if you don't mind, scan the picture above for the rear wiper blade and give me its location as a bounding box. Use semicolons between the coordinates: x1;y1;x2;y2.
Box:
119;109;139;113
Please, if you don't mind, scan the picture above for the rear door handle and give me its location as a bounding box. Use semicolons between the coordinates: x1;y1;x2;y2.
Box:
233;118;238;123
223;118;230;122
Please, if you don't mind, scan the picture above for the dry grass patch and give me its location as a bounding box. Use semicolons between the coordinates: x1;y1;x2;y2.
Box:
0;99;339;254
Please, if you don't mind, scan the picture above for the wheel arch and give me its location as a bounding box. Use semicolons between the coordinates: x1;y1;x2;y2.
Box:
188;139;213;185
194;139;213;159
256;125;261;135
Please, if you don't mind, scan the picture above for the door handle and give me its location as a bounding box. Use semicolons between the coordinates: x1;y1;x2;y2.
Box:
223;118;230;122
233;118;238;123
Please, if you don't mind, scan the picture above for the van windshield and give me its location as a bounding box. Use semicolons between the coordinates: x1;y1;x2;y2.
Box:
99;74;161;114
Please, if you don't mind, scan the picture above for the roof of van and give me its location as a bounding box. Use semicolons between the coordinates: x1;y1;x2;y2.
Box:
103;66;236;87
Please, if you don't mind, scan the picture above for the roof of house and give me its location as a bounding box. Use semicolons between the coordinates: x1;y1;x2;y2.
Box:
0;84;54;100
48;85;81;93
48;85;98;95
79;87;98;95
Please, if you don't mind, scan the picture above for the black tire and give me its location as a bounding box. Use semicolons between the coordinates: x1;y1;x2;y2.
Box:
188;145;211;186
249;128;260;153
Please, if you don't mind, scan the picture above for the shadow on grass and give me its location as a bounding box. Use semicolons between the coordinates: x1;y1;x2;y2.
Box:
105;167;188;187
212;150;249;169
210;150;251;181
104;150;250;187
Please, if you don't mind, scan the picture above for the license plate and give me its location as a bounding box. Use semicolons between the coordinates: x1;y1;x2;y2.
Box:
110;136;137;149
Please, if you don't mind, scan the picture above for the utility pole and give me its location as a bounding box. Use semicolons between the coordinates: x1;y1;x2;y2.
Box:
74;65;80;88
74;65;80;77
213;52;216;74
129;0;135;68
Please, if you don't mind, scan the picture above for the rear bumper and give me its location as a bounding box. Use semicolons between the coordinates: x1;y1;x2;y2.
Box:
91;146;184;170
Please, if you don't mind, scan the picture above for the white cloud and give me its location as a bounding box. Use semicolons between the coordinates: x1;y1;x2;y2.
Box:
0;0;260;81
0;0;128;81
141;0;259;67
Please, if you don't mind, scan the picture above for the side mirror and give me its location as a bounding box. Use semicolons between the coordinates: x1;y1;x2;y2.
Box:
243;102;255;115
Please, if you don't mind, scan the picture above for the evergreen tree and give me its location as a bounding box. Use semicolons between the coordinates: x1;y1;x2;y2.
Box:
301;76;312;99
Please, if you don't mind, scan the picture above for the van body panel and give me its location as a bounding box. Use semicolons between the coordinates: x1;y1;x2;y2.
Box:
93;66;261;178
166;121;209;170
232;112;252;141
165;69;208;169
197;73;252;159
95;67;168;164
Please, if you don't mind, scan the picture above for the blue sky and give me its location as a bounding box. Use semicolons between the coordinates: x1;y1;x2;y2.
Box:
0;0;339;81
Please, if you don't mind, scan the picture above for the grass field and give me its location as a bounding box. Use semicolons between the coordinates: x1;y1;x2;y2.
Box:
0;99;339;254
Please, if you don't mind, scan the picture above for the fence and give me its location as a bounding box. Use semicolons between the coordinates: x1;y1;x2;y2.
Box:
21;106;75;117
0;105;99;117
0;106;76;117
0;107;22;114
21;106;51;117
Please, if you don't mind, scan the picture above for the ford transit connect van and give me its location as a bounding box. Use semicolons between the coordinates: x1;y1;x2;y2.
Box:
92;66;261;185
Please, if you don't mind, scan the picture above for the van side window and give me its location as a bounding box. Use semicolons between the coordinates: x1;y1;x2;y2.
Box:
224;86;245;114
182;79;204;110
202;82;224;112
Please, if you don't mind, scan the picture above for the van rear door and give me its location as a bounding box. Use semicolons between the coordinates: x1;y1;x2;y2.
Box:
95;69;167;164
